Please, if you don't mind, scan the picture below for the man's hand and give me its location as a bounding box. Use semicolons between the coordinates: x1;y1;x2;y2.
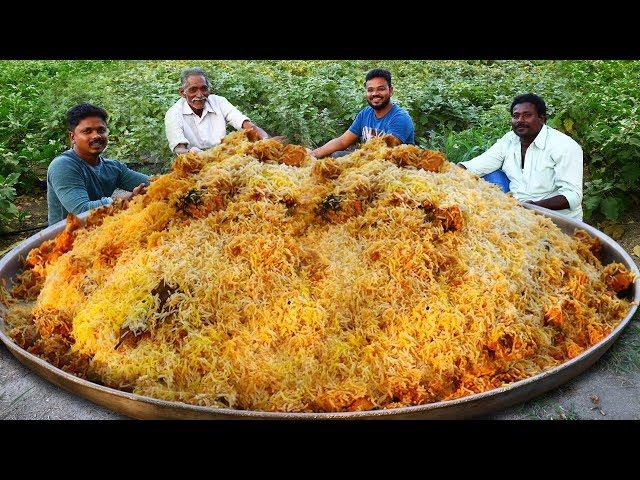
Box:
132;183;147;197
122;183;147;202
270;135;289;144
242;120;269;141
306;147;317;159
174;144;202;155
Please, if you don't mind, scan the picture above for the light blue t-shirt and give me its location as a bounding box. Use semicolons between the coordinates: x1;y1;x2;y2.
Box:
348;103;415;145
47;149;150;225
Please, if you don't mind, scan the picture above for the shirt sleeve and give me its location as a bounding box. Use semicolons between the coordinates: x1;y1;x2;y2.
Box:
348;110;364;137
116;162;150;191
553;141;583;209
217;96;249;131
165;103;190;152
48;158;113;215
386;114;414;144
460;135;508;176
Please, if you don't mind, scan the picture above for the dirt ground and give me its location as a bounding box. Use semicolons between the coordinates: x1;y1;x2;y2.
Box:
0;189;49;255
1;194;639;420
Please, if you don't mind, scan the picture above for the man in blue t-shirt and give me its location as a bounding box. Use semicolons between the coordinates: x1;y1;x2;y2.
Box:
47;103;150;225
310;69;415;158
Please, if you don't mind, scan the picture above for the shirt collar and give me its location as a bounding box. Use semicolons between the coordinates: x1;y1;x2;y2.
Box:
181;96;214;115
69;148;102;167
368;101;396;119
508;123;549;148
532;124;548;149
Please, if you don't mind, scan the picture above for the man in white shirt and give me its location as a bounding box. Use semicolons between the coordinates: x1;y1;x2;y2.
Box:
459;93;583;220
165;67;269;154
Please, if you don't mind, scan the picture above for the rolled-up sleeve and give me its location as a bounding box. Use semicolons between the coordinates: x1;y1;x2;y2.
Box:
554;141;583;210
217;96;249;131
460;136;508;176
165;103;189;152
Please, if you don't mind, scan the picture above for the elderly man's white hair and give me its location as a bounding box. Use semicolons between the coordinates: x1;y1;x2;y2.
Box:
180;67;211;89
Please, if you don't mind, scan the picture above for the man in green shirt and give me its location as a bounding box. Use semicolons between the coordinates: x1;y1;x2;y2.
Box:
47;103;150;225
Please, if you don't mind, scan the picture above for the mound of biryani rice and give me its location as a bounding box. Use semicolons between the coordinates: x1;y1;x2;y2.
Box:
1;132;635;412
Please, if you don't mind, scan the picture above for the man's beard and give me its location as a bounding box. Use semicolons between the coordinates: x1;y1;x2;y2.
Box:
368;97;390;110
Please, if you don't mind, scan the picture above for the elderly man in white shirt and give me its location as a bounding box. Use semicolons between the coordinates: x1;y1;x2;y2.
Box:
459;93;583;220
165;67;269;154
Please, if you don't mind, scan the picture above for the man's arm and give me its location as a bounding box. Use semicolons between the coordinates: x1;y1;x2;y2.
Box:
458;135;508;176
48;159;113;215
521;141;582;212
114;162;150;201
525;196;570;210
216;96;268;139
117;162;150;191
311;130;358;159
165;105;190;154
547;141;583;211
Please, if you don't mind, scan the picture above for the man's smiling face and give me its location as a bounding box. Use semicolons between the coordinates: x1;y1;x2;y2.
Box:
511;101;545;139
71;116;108;160
180;74;210;113
366;76;393;111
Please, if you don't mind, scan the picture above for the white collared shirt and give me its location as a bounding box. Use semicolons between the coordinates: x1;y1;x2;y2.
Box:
460;125;583;220
164;95;249;152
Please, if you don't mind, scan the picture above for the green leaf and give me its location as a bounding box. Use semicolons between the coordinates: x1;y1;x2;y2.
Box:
583;195;601;211
600;197;621;220
620;163;640;182
5;172;19;185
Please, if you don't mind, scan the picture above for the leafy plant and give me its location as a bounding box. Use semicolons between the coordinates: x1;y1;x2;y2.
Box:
0;172;20;229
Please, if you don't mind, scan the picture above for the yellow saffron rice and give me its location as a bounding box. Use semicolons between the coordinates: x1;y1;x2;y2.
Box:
2;132;635;412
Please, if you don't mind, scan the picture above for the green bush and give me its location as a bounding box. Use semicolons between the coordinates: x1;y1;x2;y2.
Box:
0;172;20;228
548;61;640;219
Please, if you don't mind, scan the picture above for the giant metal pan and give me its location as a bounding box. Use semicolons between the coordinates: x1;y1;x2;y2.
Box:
1;205;638;419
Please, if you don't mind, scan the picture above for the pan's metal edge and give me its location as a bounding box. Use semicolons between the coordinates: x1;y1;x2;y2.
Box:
1;205;638;419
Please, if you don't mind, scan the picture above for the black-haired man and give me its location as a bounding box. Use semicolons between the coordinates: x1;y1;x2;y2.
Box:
459;93;583;220
310;68;415;158
47;103;150;225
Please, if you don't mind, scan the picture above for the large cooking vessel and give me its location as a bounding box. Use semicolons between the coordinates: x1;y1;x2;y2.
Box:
1;205;638;419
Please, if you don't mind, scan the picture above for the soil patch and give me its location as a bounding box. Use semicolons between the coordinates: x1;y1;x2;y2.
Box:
0;189;48;254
